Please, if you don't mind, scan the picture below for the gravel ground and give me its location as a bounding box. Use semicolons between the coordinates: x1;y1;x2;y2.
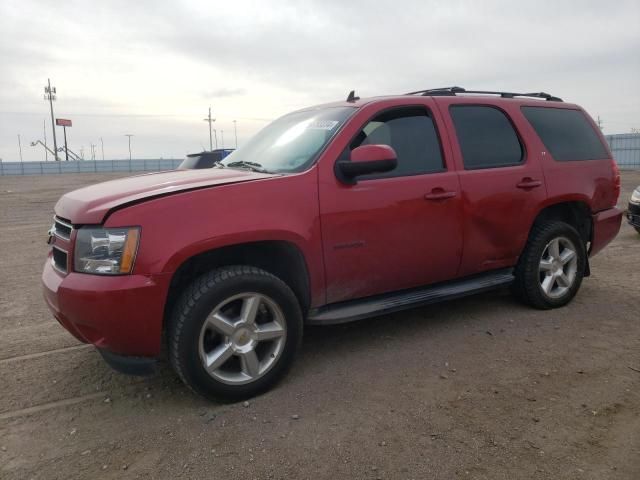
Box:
0;171;639;480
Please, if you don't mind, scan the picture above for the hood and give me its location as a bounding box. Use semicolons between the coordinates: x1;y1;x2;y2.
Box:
55;168;275;224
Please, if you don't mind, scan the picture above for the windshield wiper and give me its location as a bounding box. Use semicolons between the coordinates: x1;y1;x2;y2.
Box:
225;160;270;173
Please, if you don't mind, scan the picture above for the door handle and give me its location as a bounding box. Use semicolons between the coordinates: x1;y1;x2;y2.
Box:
424;189;457;201
516;178;542;189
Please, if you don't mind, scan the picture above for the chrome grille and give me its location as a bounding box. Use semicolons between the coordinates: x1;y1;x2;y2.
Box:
52;246;68;273
52;216;73;240
49;216;73;275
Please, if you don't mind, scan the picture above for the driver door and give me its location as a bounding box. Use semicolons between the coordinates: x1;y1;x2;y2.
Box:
318;100;464;304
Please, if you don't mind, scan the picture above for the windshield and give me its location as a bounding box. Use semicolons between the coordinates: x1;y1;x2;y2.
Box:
220;106;355;173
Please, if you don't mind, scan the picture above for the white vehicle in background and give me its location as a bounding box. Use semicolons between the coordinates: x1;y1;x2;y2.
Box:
628;186;640;234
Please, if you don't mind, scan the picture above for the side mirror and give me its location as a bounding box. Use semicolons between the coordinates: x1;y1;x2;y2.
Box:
335;144;398;184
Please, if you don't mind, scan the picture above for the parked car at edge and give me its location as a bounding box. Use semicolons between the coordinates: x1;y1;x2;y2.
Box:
43;87;622;401
178;149;234;169
627;186;640;234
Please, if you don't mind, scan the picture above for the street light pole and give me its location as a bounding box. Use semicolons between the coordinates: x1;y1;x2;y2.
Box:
63;126;69;161
44;79;59;161
17;134;23;162
100;137;105;160
125;134;133;160
233;119;238;148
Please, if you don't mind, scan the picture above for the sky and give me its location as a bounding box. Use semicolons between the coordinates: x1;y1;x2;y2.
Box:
0;0;638;162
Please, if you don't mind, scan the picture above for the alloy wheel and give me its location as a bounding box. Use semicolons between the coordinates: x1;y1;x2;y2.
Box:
198;293;287;385
538;236;578;299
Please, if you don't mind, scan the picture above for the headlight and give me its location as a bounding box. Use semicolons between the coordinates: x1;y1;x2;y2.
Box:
631;188;640;205
74;227;140;275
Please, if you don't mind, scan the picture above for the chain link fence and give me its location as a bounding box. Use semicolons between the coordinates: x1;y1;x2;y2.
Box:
2;134;639;175
0;159;182;176
604;133;640;169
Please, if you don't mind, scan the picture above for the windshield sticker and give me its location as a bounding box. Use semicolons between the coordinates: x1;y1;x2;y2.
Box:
307;120;339;130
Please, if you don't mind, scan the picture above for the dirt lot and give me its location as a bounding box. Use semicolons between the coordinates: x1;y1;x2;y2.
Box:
0;171;639;480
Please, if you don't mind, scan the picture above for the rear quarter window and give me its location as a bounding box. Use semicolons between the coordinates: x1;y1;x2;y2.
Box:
521;107;609;161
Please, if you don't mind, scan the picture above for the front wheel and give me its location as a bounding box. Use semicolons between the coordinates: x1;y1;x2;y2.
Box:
512;221;586;310
168;266;303;401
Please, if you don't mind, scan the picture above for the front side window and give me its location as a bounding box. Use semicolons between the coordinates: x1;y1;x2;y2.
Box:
344;106;444;179
521;107;608;161
450;105;524;169
220;106;355;173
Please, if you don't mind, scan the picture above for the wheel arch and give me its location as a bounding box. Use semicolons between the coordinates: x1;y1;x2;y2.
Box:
528;199;593;247
164;240;312;327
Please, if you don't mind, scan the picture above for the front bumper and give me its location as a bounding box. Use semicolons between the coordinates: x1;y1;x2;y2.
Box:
42;257;171;359
627;202;640;228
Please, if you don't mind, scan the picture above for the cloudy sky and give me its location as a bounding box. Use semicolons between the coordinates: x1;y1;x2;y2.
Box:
0;0;638;162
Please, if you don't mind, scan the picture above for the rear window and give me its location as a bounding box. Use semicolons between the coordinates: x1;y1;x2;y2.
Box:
521;107;609;161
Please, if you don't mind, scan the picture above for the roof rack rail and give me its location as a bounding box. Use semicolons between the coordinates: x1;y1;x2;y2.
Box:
405;87;563;102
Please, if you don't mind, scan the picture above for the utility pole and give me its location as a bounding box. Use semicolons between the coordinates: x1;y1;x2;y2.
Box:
44;79;59;161
233;120;238;148
221;130;224;149
43;119;48;161
203;107;216;151
100;137;105;160
17;134;23;162
90;143;96;161
597;115;603;131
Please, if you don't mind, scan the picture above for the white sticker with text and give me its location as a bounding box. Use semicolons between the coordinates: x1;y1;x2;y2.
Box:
307;120;339;130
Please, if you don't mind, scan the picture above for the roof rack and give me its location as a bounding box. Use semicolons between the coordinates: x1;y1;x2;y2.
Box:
405;86;563;102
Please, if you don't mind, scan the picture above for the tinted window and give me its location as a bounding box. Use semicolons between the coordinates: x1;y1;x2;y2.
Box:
450;106;523;169
347;107;444;178
521;107;608;161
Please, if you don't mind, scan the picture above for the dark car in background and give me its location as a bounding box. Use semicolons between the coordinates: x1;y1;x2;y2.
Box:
628;186;640;233
178;149;234;169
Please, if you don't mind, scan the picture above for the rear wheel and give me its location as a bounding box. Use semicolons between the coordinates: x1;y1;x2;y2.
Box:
512;221;586;309
168;266;303;401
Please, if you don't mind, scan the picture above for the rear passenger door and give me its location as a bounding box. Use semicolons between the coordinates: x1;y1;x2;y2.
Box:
438;100;547;276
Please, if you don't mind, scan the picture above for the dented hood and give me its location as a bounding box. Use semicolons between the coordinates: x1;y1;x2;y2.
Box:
55;168;275;224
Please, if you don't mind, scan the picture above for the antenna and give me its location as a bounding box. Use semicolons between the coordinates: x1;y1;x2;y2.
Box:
346;90;359;102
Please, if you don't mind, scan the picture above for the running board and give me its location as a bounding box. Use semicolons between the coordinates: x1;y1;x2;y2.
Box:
307;269;514;325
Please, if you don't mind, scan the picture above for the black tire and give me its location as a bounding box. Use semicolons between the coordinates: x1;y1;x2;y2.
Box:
512;221;586;310
168;265;303;401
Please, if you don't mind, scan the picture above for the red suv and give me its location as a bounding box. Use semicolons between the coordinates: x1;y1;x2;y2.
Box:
43;87;622;400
